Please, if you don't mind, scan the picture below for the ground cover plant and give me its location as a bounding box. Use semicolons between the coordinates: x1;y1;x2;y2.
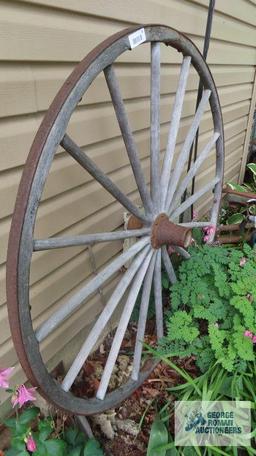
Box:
157;243;256;373
144;241;256;455
0;368;103;456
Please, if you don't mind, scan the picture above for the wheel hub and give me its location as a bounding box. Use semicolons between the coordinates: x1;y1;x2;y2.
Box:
127;213;192;249
151;213;192;249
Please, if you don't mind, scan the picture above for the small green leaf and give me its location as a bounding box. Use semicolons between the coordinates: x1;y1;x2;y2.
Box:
147;416;168;456
226;182;247;192
44;438;67;456
68;446;83;456
227;213;245;225
38;417;53;441
247;163;256;177
84;439;104;456
4;417;18;429
19;406;40;425
65;427;86;446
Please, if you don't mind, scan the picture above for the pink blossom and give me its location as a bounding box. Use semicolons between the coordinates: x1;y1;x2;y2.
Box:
244;330;253;339
26;435;37;452
11;384;37;408
192;210;199;221
252;336;256;344
239;257;247;267
203;225;216;243
0;367;14;389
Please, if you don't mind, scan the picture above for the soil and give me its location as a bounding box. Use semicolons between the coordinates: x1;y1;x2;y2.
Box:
71;317;199;456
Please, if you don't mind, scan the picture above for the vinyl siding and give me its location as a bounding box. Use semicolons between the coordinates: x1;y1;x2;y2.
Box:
0;0;255;413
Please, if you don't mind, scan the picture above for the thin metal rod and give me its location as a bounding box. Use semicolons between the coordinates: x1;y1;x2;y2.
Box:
161;246;177;284
173;246;190;259
36;237;150;342
184;0;215;222
169;131;219;214
61;134;151;224
104;65;154;215
96;250;153;400
190;0;216;202
154;249;164;339
33;228;151;251
165;89;211;212
170;176;220;220
131;253;156;381
61;245;150;392
150;42;161;213
160;56;191;211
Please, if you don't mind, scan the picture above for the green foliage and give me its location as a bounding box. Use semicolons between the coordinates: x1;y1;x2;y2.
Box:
145;354;256;456
4;407;104;456
147;415;168;456
160;243;256;373
227;162;256;194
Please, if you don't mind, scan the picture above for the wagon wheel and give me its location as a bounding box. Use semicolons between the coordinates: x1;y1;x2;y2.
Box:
7;24;224;415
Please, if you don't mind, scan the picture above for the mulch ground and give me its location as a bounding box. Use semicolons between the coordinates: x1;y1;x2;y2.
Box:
72;319;198;456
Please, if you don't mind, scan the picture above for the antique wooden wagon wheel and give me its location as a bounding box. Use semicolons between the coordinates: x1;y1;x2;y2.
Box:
7;25;224;415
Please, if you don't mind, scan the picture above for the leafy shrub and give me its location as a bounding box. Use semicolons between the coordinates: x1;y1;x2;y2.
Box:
159;243;256;373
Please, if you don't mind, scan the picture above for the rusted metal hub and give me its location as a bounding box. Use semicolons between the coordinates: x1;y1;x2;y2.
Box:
127;213;192;249
151;213;192;249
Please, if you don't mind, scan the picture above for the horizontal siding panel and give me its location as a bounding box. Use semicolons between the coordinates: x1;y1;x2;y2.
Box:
0;63;254;119
0;2;255;64
0;82;251;173
16;0;256;46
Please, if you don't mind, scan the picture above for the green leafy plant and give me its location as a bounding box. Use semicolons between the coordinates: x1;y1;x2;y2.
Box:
147;415;168;456
0;368;104;456
158;243;256;373
144;351;256;455
4;410;104;456
227;162;256;194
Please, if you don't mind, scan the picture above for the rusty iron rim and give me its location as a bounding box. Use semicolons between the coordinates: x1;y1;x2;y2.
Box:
6;24;224;415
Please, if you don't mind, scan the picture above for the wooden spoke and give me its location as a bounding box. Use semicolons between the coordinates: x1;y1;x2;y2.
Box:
35;237;150;342
131;253;157;381
154;249;164;339
33;228;150;251
169;131;220;214
170;176;220;220
161;246;177;284
61;245;150;392
104;65;154;215
150;42;161;212
173;246;191;259
61;134;151;224
165;89;211;212
178;221;211;227
160;56;191;211
96;250;154;400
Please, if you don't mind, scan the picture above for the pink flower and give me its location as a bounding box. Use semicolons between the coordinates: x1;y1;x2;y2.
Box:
192;210;198;221
0;367;14;389
11;385;37;408
203;225;216;243
240;257;247;267
26;435;37;452
252;336;256;344
244;330;253;339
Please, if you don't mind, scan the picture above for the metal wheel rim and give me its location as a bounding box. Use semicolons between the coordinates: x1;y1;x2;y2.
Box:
6;24;224;415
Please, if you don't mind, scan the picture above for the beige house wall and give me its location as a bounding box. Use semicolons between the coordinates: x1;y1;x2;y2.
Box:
0;0;256;414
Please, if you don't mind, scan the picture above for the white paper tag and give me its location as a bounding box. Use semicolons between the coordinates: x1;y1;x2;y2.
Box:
128;28;146;49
